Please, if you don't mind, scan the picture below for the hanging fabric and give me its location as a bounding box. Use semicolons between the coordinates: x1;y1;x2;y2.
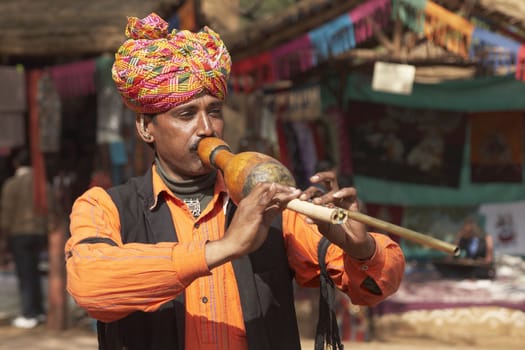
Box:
291;121;318;181
96;55;124;144
350;0;392;45
37;72;62;152
308;13;355;64
230;52;274;93
271;34;314;81
470;27;522;75
391;0;427;33
287;85;321;121
27;69;48;216
515;45;525;81
326;107;353;177
0;65;26;149
470;111;524;183
50;59;96;98
424;1;474;59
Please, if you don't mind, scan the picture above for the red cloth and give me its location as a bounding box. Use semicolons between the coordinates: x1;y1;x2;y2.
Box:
515;45;525;81
50;59;96;98
231;53;274;92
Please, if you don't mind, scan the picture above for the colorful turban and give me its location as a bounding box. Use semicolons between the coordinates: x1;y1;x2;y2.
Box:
112;13;231;114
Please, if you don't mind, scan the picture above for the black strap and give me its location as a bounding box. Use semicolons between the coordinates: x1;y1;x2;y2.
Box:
315;237;344;350
78;237;118;246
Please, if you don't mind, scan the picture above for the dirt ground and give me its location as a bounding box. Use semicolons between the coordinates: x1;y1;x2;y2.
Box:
1;315;523;350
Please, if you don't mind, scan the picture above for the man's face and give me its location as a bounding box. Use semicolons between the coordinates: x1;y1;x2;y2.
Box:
144;94;224;181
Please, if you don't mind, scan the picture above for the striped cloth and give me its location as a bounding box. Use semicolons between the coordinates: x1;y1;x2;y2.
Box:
112;13;231;114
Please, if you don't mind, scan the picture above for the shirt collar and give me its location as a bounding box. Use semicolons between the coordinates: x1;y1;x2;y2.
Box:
150;164;227;211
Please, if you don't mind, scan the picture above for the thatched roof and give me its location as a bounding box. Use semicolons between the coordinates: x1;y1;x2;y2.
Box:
1;0;525;66
222;0;525;61
0;0;182;63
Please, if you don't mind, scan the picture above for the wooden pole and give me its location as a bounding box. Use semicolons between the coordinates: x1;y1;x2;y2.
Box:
46;223;68;330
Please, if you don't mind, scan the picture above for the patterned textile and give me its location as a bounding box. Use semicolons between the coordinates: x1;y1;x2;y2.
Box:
424;1;474;58
470;28;522;74
37;72;62;152
470;111;524;183
112;13;231;114
374;255;525;314
350;0;392;45
347;99;466;187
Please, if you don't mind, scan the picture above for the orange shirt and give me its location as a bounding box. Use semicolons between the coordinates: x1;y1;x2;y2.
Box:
65;167;405;350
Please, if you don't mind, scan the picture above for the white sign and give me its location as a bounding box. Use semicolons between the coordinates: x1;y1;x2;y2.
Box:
479;201;525;256
372;61;416;95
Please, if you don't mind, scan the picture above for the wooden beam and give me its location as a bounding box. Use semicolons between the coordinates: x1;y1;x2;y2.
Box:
0;0;184;58
223;0;362;61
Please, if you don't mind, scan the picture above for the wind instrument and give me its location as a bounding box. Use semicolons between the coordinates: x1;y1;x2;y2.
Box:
197;137;459;256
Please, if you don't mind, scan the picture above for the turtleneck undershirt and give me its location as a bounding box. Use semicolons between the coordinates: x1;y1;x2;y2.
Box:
155;157;216;217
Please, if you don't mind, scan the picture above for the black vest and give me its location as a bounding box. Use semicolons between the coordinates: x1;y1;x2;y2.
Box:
96;168;301;350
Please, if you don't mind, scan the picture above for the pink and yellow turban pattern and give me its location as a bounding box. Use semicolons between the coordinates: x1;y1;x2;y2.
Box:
112;13;231;114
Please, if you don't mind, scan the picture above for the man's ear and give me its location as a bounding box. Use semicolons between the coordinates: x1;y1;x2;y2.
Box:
136;114;154;142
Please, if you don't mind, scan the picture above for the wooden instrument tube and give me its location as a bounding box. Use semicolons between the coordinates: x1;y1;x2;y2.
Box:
198;137;459;255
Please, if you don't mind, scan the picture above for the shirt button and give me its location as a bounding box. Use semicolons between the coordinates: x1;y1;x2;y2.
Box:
194;223;200;229
361;265;369;271
201;296;208;304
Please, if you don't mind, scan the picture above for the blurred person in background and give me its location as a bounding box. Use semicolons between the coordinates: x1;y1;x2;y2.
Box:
444;217;496;279
455;217;494;264
0;147;50;329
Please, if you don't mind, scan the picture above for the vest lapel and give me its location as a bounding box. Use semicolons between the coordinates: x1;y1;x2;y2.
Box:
136;167;185;349
137;167;177;243
227;201;272;350
232;256;272;350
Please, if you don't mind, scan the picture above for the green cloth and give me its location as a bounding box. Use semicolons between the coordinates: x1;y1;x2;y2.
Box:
392;0;427;33
319;73;525;206
354;128;525;206
343;73;525;112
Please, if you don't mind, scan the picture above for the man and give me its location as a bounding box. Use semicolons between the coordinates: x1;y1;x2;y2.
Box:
1;147;47;329
451;217;495;279
65;13;405;350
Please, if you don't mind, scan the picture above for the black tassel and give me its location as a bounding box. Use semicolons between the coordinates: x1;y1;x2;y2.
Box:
315;237;344;350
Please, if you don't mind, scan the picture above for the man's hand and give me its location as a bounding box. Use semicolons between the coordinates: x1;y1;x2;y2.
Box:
205;182;301;269
300;170;375;260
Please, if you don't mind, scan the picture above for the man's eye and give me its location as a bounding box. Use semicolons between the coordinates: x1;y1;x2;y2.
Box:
178;112;194;118
209;109;223;116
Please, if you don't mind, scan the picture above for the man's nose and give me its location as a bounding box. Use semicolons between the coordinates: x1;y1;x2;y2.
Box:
196;112;214;136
